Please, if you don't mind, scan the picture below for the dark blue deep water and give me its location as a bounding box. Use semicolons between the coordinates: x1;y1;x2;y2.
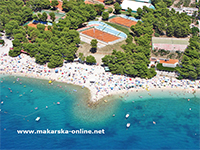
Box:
0;75;199;149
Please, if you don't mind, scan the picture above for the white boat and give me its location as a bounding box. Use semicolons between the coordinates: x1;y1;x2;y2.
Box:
125;114;129;119
126;123;131;128
35;117;40;122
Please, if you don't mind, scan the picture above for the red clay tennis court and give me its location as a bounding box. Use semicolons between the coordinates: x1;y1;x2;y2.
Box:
81;28;120;43
109;17;137;27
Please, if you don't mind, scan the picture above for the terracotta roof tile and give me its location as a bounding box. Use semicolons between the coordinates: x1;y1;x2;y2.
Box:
159;59;179;64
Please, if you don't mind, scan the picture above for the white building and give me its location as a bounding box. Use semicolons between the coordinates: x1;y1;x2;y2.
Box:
121;0;155;12
169;7;198;16
159;59;179;68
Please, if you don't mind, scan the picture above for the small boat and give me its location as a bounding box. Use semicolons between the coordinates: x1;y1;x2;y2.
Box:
1;101;3;104
46;106;48;108
153;121;156;124
113;114;115;117
125;113;129;119
126;123;130;128
35;117;40;122
35;107;38;110
57;102;60;105
104;100;108;103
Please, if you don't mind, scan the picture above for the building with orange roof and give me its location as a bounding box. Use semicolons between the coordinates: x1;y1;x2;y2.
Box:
159;59;179;68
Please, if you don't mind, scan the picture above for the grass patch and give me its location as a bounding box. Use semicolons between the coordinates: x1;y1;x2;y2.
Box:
104;22;131;36
156;63;176;72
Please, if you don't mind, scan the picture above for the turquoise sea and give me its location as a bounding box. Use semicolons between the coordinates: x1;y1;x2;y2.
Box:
0;75;199;149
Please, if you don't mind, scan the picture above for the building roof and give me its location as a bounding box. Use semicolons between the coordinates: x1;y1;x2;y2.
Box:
159;59;179;64
121;0;155;11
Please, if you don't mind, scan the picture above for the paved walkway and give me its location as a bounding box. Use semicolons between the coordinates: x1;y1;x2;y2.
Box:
0;32;13;54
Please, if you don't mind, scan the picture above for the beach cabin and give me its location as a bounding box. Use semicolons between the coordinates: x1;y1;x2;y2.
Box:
159;59;179;68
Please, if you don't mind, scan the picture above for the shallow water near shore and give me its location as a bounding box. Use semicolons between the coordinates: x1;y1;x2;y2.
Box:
0;75;200;149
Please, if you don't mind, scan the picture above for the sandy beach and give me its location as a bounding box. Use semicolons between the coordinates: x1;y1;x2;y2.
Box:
0;34;200;102
1;52;200;102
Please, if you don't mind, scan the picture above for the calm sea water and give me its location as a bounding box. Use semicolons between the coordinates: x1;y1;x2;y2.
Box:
0;75;199;149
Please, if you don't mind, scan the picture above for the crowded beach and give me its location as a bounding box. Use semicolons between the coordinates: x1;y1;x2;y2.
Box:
1;51;200;102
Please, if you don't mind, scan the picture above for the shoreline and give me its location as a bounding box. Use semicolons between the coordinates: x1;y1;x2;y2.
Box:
1;53;200;103
1;70;199;103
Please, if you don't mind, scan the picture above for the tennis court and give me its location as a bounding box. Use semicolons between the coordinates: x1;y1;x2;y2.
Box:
81;28;120;43
152;37;189;52
109;17;137;27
